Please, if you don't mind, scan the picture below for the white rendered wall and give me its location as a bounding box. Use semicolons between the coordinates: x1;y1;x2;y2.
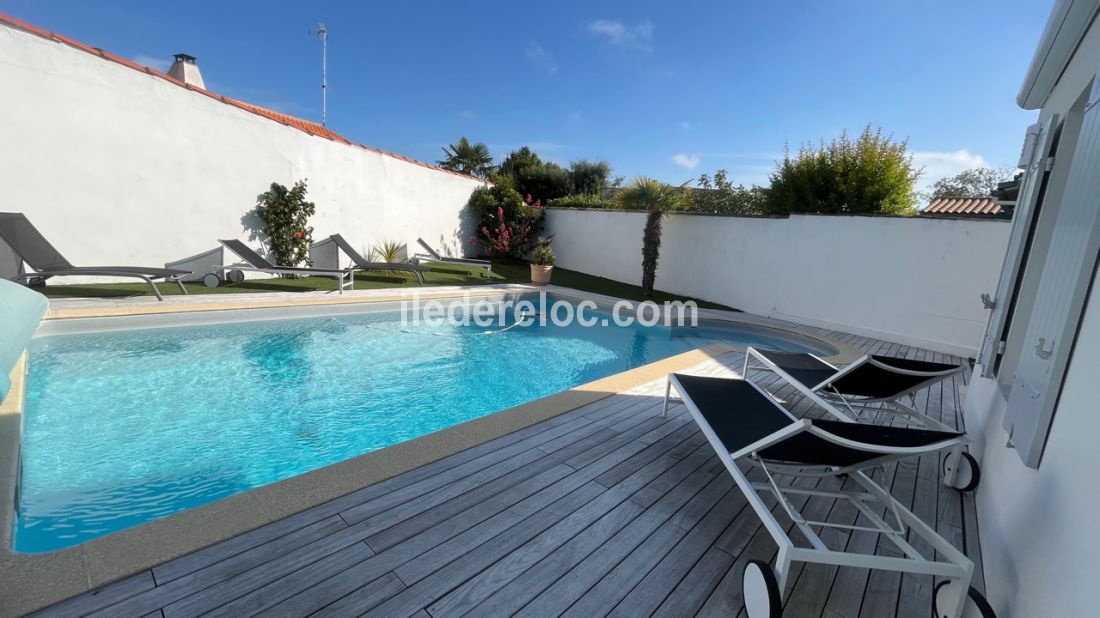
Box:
546;209;1010;355
965;265;1100;617
0;25;484;282
961;15;1100;617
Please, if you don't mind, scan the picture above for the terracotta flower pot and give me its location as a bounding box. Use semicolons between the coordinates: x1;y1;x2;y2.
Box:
530;264;553;285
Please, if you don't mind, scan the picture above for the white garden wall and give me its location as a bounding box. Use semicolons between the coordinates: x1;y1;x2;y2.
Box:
0;24;484;282
546;209;1011;355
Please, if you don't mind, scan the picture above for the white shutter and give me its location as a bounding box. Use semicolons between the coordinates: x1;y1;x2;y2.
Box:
1004;69;1100;468
977;117;1059;377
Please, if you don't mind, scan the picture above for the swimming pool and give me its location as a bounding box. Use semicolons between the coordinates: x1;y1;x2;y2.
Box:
15;294;834;552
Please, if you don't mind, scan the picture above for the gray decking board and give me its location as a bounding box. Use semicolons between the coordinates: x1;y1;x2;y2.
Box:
32;333;985;618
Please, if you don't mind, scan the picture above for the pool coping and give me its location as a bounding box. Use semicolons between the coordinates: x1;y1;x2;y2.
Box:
0;285;858;616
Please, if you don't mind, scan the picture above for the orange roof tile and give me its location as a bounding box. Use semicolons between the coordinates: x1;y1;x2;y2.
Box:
921;197;1005;217
0;11;484;183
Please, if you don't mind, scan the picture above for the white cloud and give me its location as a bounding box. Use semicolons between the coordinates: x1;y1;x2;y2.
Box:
568;111;583;123
672;153;701;170
133;54;171;72
525;41;558;75
911;149;990;191
679;121;691;131
458;110;476;121
587;19;653;49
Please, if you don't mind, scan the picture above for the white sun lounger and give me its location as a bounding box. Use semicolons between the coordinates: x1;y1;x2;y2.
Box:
743;347;979;491
663;373;994;618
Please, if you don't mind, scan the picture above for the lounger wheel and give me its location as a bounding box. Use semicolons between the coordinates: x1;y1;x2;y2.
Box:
933;580;995;618
743;560;782;617
227;269;246;284
943;451;980;492
202;273;221;288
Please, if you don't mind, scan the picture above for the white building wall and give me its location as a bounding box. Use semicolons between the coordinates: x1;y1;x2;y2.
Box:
0;25;484;282
546;209;1010;355
963;10;1100;617
966;263;1100;617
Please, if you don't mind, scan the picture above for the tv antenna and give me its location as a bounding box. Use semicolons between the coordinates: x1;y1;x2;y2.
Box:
309;23;328;126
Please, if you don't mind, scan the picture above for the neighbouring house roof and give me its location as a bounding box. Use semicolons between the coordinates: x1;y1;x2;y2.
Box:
921;197;1006;217
0;11;482;183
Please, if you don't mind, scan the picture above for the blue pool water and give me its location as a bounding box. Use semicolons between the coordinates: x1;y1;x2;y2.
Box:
16;298;830;552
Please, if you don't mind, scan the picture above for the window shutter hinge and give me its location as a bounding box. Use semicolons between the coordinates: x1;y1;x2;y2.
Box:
997;340;1006;354
1044;156;1056;172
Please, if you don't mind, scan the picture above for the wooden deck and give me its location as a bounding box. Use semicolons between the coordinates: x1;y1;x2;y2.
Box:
33;333;983;618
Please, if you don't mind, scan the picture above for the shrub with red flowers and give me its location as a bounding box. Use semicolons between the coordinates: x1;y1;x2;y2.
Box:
468;185;544;258
256;179;316;269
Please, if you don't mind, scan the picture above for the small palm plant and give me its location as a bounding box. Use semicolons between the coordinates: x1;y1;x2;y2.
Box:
616;177;688;296
371;240;406;277
371;239;404;263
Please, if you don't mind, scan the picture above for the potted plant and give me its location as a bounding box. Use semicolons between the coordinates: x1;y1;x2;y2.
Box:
530;236;555;285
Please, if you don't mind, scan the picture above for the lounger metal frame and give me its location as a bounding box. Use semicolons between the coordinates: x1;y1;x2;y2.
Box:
662;374;975;617
412;238;492;274
743;347;963;432
217;241;354;294
743;347;972;487
15;269;187;301
325;234;426;285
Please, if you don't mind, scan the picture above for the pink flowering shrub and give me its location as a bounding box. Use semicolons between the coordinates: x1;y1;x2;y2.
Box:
468;185;544;258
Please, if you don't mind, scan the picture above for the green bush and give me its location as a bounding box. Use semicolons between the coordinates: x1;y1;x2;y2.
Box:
255;180;316;268
687;170;768;215
468;185;544;258
766;125;920;215
550;194;616;209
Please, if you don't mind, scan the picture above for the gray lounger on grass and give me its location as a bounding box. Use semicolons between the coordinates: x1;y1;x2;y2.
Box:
327;234;426;285
216;239;355;293
663;373;992;618
0;212;190;301
413;237;491;274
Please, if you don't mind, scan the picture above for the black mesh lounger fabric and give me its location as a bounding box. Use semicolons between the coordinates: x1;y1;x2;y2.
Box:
752;349;838;389
828;356;962;399
758;419;961;467
673;374;961;468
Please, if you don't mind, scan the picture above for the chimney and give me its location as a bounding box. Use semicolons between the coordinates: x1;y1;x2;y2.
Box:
167;53;205;88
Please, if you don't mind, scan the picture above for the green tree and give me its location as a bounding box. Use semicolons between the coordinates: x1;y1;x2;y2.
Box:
496;146;574;201
616;177;689;296
255;180;316;269
437;137;494;179
498;147;543;179
569;159;613;195
689;170;768;214
766;125;921;215
929;167;1014;199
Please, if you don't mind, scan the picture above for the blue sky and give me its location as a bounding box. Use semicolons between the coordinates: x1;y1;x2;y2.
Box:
3;1;1051;191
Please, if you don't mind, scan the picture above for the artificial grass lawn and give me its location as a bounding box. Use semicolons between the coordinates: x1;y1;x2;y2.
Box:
38;260;734;310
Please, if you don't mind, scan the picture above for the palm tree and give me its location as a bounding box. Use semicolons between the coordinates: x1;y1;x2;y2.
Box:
616;177;688;296
437;137;494;179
